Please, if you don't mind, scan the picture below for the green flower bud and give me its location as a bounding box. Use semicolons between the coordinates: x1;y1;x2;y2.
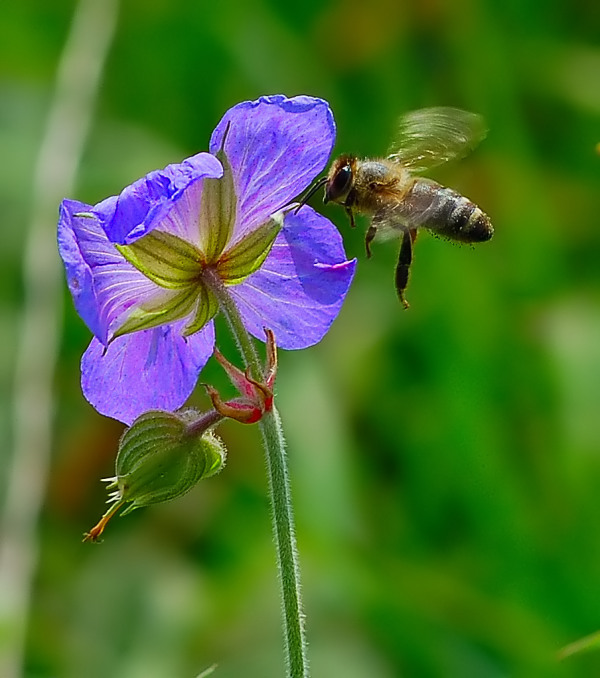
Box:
114;409;225;511
84;410;226;542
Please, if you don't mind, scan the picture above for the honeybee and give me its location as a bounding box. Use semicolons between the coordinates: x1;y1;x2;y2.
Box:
298;107;494;308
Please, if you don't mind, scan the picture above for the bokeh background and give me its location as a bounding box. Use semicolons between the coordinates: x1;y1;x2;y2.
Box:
1;0;599;676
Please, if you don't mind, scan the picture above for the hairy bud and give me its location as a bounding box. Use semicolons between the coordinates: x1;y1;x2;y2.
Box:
84;410;225;542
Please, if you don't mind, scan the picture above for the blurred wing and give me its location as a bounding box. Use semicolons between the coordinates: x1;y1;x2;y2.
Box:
387;107;487;173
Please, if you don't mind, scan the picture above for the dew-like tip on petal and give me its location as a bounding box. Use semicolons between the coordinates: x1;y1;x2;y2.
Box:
209;95;336;240
91;152;223;245
57;199;104;340
230;206;356;350
81;320;216;424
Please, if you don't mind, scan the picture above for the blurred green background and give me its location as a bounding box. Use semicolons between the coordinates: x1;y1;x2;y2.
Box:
1;0;599;676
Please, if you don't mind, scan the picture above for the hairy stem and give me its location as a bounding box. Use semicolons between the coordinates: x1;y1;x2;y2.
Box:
184;408;224;437
203;268;308;678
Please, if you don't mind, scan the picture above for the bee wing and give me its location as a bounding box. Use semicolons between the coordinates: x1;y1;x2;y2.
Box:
387;107;487;173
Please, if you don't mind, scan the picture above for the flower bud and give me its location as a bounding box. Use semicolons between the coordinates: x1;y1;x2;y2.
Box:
204;328;277;424
84;409;226;542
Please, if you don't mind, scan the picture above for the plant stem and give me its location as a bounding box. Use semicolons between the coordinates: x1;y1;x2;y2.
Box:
203;268;308;678
184;408;223;437
257;406;307;678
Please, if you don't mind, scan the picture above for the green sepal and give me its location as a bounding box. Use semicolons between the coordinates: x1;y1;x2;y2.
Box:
183;283;219;336
198;147;237;262
112;286;199;339
114;410;226;514
217;213;282;285
116;231;204;290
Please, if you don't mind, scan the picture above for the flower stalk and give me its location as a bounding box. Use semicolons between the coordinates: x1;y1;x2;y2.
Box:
57;95;357;676
204;267;308;678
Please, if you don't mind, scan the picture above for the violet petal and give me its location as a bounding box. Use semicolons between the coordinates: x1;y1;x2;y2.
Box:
209;95;335;242
230;207;356;349
57;199;103;340
59;199;175;345
81;320;216;424
92;152;223;245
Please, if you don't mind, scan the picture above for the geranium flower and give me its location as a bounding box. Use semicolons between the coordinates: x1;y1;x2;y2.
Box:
58;95;356;424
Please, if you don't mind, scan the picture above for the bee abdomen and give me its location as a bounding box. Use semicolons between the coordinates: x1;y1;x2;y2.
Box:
415;182;493;243
448;198;493;242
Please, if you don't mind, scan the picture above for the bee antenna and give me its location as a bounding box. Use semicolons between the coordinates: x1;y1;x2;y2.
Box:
293;176;328;214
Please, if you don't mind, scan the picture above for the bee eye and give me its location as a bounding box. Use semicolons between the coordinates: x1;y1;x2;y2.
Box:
334;165;352;193
327;164;352;201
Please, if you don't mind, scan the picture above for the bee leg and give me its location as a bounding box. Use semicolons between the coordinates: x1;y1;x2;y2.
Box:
365;224;377;258
345;206;356;229
395;229;413;309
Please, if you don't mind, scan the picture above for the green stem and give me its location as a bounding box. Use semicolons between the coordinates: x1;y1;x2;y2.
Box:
257;406;307;678
203;268;308;678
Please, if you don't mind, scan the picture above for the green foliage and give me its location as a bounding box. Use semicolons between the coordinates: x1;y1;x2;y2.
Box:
3;0;600;676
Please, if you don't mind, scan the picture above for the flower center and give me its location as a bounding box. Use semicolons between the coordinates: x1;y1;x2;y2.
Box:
112;147;282;340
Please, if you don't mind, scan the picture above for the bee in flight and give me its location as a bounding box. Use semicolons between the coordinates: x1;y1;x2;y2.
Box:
298;107;494;308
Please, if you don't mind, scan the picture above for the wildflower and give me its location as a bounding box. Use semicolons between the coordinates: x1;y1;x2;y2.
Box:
58;95;356;424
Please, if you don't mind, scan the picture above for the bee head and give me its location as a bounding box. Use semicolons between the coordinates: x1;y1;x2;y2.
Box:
324;155;355;205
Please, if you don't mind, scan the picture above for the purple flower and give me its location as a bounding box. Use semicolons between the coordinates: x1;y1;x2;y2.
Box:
58;95;356;424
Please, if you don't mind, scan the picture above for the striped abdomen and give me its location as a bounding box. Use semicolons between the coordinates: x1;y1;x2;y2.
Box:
407;178;493;243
